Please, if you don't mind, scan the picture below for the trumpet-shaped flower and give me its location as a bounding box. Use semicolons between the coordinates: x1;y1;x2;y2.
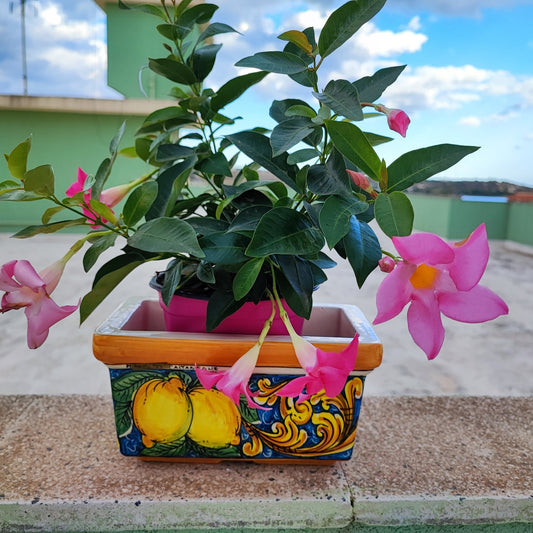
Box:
374;224;508;359
375;104;410;137
0;259;79;349
196;343;267;409
277;316;359;403
66;167;129;226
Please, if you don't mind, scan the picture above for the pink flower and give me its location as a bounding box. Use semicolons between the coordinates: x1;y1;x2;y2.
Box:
66;167;128;226
346;169;378;198
373;224;509;359
376;105;410;137
378;256;396;273
0;259;79;349
277;318;359;403
196;343;267;409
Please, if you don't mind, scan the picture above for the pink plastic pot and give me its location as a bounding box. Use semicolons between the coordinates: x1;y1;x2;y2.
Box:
156;292;304;335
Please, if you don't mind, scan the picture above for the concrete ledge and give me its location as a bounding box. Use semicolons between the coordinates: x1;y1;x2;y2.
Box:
0;95;176;116
0;395;531;532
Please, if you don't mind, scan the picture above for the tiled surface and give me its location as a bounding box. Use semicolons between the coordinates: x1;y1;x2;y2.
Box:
0;395;531;532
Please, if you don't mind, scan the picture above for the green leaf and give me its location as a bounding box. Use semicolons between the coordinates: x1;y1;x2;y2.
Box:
128;217;204;257
206;290;245;331
287;149;319;164
187;217;229;235
41;206;65;224
211;71;269;112
318;0;387;58
270;99;315;123
228;205;272;234
12;218;86;238
246;207;324;257
233;258;265;301
226;131;299;192
141;439;188;457
113;402;133;438
319;195;369;248
192;43;222;81
156;144;195;162
118;0;166;20
148;58;197;85
109;121;126;156
343;217;381;288
91;157;111;201
313;79;363;121
197;151;232;177
353;65;406;103
83;233;118;272
5;136;31;180
123;181;158;227
161;260;183;306
307;148;352;195
276;255;314;319
198;22;238;44
196;261;215;283
88;199;117;225
277;30;313;53
235;51;308;74
374;191;414;237
80;255;145;323
199;232;250;266
285;105;317;119
364;131;393;146
23;165;54;196
137;107;197;135
180;3;218;27
325;120;382;181
387;144;480;192
270;117;316;157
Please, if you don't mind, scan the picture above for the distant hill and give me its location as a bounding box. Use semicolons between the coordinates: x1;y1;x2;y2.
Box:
407;180;533;197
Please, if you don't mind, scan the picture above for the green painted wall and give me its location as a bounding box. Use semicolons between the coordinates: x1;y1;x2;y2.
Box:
0;108;151;231
105;4;175;99
507;202;533;246
408;194;523;242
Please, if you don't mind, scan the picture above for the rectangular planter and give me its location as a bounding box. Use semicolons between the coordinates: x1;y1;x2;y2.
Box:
93;298;382;463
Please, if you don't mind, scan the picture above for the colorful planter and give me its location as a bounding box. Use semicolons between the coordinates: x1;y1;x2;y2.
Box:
93;298;382;463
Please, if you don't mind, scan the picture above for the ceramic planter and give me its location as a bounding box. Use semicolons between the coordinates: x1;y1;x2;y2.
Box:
93;298;382;464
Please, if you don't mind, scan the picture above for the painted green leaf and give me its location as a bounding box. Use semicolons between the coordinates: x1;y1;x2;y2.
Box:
313;79;363;121
387;144;480;192
5;136;31;180
233;258;265;301
246;207;324;257
111;371;162;404
318;0;387;58
235;51;308;74
325;120;382;181
374;191;414;237
128;217;204;257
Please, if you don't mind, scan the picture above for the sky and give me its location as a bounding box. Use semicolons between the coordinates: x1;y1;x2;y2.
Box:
1;0;533;186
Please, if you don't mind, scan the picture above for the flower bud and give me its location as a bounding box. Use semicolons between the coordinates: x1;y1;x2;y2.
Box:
378;256;396;273
375;105;410;137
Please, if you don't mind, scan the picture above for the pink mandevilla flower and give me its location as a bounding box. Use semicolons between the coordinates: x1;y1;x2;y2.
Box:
196;343;267;409
0;259;79;349
376;105;410;137
277;318;359;403
373;224;509;360
66;167;128;226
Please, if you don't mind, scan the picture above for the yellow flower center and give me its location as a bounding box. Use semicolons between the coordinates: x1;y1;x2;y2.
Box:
410;263;439;290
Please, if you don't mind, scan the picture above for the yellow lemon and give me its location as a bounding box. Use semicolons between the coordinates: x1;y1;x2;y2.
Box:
187;388;241;448
132;377;192;448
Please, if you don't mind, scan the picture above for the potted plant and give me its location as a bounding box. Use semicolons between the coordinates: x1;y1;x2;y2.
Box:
0;0;508;462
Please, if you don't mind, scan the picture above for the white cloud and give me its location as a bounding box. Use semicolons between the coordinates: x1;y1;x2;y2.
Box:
460;116;482;127
407;16;422;31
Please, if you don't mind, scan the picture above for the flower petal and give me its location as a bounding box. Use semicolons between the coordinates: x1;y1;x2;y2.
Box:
439;285;509;323
393;232;454;266
12;260;45;290
406;294;445;360
374;262;415;324
65;168;88;197
449;224;489;291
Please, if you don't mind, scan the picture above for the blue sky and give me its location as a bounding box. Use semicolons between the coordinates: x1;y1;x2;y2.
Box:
1;0;532;186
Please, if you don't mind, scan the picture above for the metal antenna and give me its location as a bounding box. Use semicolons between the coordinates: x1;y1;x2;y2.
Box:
9;0;33;95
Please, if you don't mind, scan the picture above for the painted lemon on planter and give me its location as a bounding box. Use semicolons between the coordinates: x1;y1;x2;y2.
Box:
133;376;192;448
187;388;241;448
